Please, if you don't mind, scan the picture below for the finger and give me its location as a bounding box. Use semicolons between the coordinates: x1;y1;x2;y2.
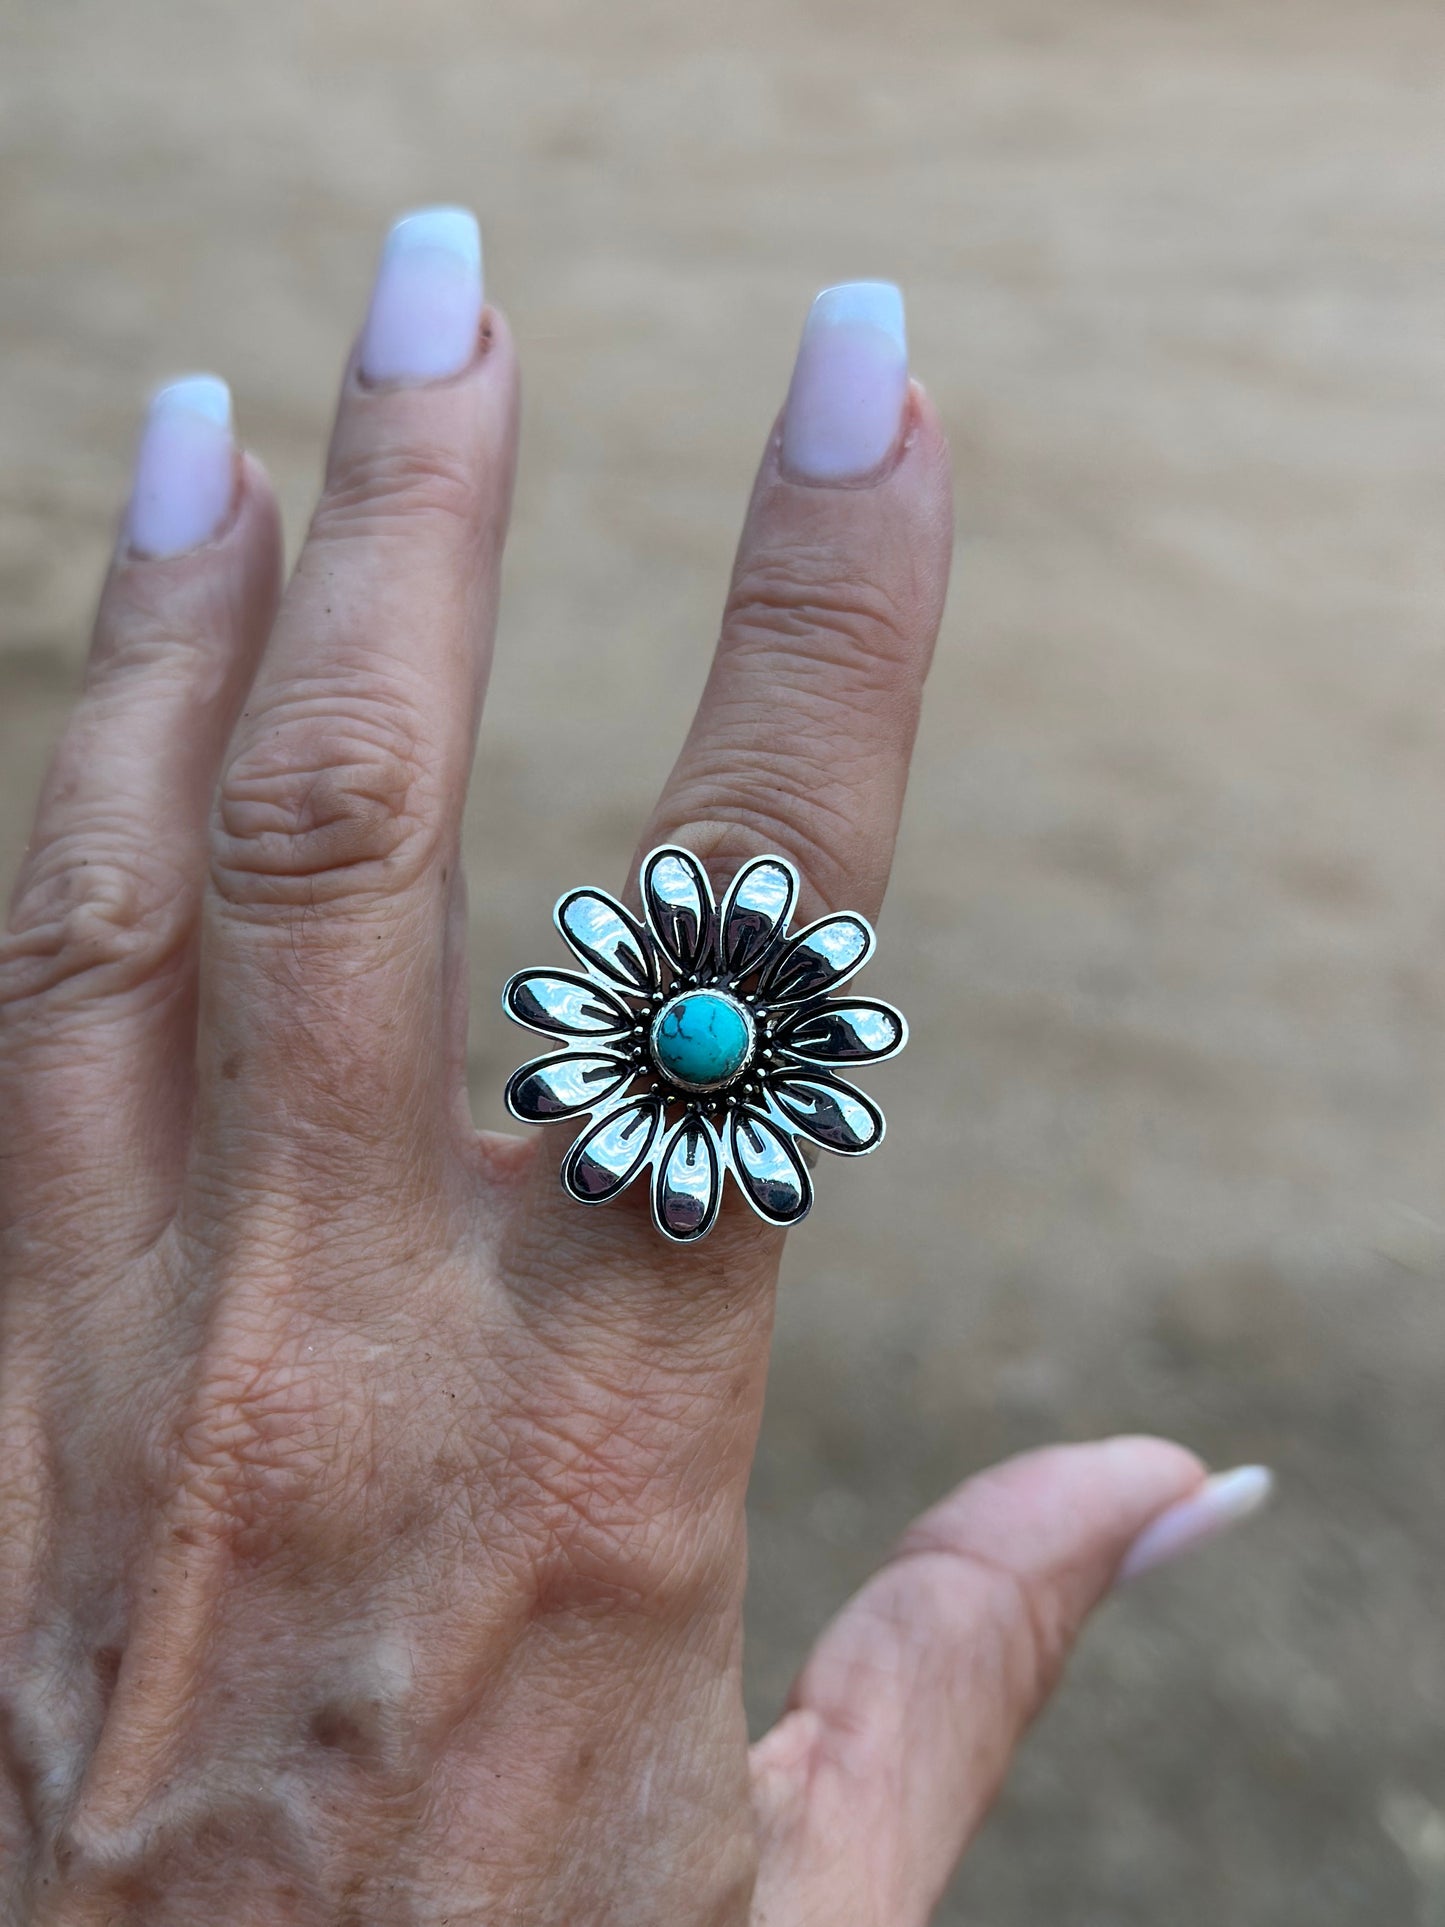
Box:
644;280;952;924
509;283;951;1304
749;1439;1215;1927
0;379;281;1246
193;209;520;1196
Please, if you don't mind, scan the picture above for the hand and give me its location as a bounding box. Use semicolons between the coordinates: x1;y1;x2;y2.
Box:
0;208;1251;1925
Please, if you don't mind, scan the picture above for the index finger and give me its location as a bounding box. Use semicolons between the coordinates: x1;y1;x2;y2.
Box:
506;282;952;1319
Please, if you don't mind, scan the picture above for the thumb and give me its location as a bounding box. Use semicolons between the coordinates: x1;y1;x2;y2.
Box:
748;1437;1270;1927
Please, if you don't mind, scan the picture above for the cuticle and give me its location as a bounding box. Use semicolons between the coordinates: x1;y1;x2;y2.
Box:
775;384;917;492
351;306;498;397
778;440;908;493
119;445;248;566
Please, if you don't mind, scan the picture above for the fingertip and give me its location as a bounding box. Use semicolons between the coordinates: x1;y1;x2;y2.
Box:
899;377;956;572
344;293;517;406
779;280;908;486
98;445;283;665
901;377;951;476
321;297;521;543
1115;1460;1276;1587
894;1434;1210;1600
223;448;280;551
1092;1433;1211;1508
232;448;286;602
1019;1434;1212;1565
123;373;237;560
358;204;484;388
760;368;951;503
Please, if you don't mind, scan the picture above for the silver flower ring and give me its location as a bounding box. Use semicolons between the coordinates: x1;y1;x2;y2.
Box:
501;846;907;1244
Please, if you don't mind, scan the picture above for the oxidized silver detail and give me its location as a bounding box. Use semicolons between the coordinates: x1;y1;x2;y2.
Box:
502;846;907;1243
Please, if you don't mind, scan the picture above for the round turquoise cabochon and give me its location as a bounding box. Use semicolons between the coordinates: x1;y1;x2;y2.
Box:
650;991;754;1091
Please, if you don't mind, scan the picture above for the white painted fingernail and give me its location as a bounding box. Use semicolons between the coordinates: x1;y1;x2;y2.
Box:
1116;1465;1275;1585
780;281;909;485
359;206;484;386
125;375;236;560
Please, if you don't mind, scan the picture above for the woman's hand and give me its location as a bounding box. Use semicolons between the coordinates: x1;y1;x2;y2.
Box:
0;208;1244;1925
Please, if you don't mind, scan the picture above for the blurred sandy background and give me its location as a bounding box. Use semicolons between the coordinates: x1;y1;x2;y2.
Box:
4;1;1445;1918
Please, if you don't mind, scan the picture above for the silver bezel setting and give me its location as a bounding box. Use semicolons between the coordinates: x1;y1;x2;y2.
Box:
502;846;908;1244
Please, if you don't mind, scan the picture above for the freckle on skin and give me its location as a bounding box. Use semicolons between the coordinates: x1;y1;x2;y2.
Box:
310;1704;370;1755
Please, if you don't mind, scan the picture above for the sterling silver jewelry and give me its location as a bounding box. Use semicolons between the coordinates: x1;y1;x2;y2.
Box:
501;847;907;1244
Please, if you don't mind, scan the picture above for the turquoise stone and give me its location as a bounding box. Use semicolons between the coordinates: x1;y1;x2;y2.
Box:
651;991;753;1091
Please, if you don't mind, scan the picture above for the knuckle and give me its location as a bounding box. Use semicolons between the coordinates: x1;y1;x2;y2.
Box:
526;1484;735;1630
656;782;869;917
493;1372;728;1626
502;1372;742;1627
0;1397;47;1589
725;545;921;687
0;840;190;1015
977;1561;1068;1716
211;692;436;909
0;1668;82;1850
90;572;229;680
160;1306;373;1563
896;1532;1068;1717
312;439;484;546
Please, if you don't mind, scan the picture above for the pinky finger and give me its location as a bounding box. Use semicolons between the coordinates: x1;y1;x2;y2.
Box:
0;380;281;1247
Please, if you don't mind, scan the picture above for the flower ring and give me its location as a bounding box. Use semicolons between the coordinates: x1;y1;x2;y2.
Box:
501;846;907;1243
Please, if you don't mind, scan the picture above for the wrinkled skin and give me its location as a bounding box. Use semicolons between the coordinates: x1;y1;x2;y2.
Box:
0;298;1205;1924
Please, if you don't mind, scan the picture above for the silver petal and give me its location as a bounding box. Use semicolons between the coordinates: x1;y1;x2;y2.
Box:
759;913;875;1005
503;968;634;1039
768;1073;884;1155
562;1097;665;1204
652;1113;723;1242
641;846;714;978
718;856;798;978
505;1050;636;1124
775;999;907;1065
728;1108;812;1227
555;888;654;993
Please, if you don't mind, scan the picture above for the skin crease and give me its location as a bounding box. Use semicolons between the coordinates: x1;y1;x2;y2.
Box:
0;278;1213;1927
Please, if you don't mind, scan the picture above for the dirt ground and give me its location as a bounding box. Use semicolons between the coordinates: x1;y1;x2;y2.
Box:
4;1;1444;1919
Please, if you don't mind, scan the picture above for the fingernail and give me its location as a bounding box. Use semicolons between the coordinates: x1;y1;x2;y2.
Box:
1116;1465;1275;1585
359;205;484;386
780;281;909;485
125;375;236;560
